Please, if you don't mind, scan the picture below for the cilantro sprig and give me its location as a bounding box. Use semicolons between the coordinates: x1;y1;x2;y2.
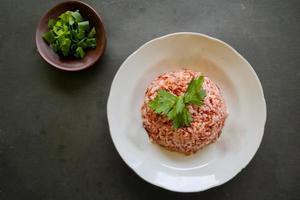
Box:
149;76;206;129
43;10;97;58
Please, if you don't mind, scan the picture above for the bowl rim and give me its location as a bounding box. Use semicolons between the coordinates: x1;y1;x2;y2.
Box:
35;0;107;71
107;32;267;192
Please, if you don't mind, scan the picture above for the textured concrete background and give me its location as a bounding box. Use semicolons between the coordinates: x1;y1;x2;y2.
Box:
0;0;299;199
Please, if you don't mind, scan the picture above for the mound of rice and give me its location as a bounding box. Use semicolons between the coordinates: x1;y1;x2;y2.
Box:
141;69;228;155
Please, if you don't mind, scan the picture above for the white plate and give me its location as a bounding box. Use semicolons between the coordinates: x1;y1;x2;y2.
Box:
107;32;267;192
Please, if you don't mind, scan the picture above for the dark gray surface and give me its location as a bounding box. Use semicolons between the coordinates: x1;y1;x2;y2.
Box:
0;0;299;199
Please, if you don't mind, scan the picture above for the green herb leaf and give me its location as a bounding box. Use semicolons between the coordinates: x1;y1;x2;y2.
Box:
172;107;192;129
175;96;185;115
149;90;177;115
149;76;206;129
182;107;192;126
184;76;206;106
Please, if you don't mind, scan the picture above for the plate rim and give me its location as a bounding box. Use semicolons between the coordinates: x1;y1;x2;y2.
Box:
107;32;267;192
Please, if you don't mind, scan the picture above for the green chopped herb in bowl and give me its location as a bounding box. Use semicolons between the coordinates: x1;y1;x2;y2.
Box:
43;10;97;58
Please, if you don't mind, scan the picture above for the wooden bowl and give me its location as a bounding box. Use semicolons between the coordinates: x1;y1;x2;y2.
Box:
36;0;106;71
